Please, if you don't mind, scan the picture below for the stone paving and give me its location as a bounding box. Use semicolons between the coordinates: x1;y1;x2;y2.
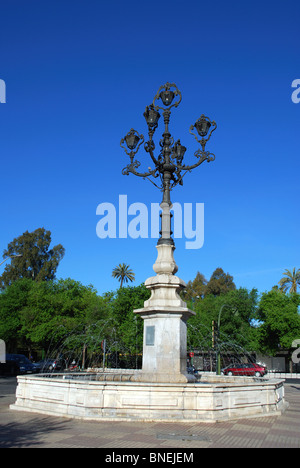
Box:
0;378;300;449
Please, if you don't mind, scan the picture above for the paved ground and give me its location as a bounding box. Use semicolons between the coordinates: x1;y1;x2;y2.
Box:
0;377;300;449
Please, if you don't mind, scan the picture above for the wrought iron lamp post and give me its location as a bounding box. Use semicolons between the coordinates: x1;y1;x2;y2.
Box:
120;83;217;383
121;82;217;246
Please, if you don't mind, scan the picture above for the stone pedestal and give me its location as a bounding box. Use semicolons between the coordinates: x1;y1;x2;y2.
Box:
134;243;195;383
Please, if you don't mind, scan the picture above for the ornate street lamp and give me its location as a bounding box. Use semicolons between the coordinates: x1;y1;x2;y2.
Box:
120;82;217;246
120;83;217;383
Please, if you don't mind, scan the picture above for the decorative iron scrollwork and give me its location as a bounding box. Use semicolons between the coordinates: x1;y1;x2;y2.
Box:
152;82;182;111
120;83;216;195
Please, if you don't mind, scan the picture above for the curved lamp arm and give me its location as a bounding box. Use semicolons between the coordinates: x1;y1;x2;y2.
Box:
121;129;162;187
178;150;216;173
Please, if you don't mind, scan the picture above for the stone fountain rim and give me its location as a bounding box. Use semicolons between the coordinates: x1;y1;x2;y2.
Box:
17;372;285;389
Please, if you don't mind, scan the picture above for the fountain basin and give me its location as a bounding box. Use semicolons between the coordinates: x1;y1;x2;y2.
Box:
10;371;288;422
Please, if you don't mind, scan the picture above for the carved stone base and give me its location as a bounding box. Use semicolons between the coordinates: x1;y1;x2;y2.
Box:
134;243;195;383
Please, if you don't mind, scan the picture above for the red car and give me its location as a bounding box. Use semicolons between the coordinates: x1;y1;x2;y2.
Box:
222;363;267;377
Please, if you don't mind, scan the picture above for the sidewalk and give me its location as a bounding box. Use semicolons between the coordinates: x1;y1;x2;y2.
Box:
0;378;300;448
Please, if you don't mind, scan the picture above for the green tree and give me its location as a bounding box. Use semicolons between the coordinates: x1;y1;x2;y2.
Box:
112;263;135;289
183;272;208;301
19;278;104;353
279;268;300;294
0;277;109;358
0;228;65;289
187;288;258;352
106;284;150;366
256;290;300;356
0;279;33;351
205;267;236;296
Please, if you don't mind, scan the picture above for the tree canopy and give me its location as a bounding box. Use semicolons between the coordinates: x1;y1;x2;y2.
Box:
183;267;236;300
184;272;207;301
187;287;259;353
0;228;65;289
279;268;300;294
0;278;150;367
256;289;300;355
112;263;135;289
0;248;299;370
205;267;236;296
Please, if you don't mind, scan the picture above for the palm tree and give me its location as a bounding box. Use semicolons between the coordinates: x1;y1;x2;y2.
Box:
112;263;135;289
278;268;300;294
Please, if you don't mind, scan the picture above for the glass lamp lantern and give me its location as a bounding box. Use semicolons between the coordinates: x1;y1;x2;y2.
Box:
125;130;140;150
159;89;175;107
144;104;160;128
194;115;211;137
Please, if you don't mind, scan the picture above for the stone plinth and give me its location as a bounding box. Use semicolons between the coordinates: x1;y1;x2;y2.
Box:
133;307;195;383
133;243;195;383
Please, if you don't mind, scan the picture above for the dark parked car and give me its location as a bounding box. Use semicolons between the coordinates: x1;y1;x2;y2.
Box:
0;354;36;375
0;359;19;376
222;363;267;377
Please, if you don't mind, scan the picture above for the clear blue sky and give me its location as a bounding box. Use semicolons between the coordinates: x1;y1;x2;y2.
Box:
0;0;299;296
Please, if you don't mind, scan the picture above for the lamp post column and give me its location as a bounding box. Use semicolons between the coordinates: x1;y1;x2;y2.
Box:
120;82;216;383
